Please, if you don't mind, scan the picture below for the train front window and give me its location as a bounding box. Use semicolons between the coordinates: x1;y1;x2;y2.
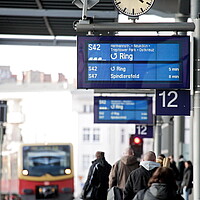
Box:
22;145;71;176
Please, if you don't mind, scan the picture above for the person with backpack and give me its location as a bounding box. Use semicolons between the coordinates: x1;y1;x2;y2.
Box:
133;167;184;200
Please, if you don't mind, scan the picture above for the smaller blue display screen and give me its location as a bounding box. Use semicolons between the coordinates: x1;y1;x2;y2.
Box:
77;36;190;89
94;96;153;124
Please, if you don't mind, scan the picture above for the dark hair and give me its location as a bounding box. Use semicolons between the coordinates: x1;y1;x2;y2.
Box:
185;160;193;167
159;154;166;159
95;151;105;159
179;155;184;159
148;167;178;190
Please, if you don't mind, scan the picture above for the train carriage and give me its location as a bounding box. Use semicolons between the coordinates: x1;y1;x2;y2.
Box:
1;143;74;200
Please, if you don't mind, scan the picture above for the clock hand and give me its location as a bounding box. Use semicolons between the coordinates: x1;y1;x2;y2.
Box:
115;1;121;5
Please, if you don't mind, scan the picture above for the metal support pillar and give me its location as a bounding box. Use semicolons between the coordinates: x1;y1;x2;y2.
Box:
193;17;200;200
173;116;185;162
168;117;174;156
154;116;163;156
191;0;200;19
191;0;200;198
189;39;194;162
189;108;194;161
172;14;188;163
161;116;174;156
82;0;88;19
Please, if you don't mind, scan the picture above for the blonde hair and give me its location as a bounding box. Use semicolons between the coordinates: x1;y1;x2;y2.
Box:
156;156;170;167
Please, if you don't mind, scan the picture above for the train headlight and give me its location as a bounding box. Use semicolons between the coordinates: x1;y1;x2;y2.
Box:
22;169;29;176
39;187;43;193
64;168;71;175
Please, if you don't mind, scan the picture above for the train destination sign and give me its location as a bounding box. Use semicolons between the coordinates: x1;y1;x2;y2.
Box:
77;36;190;89
94;96;153;124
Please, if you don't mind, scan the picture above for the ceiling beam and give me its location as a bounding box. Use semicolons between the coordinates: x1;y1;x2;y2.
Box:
0;37;76;46
0;8;118;19
35;0;54;36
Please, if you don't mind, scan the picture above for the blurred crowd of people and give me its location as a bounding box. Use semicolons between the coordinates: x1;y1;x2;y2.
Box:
80;149;193;200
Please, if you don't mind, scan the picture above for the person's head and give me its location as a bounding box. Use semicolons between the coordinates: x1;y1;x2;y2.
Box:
143;151;156;162
156;154;166;166
168;155;174;162
123;147;134;156
185;160;193;168
95;151;104;159
148;167;177;190
179;155;184;159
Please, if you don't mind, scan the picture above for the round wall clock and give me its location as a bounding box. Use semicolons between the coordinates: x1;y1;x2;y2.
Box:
113;0;155;17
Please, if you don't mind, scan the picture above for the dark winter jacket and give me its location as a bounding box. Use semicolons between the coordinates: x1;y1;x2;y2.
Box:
81;157;111;200
124;161;160;200
181;166;193;190
170;161;180;180
109;155;139;190
133;183;184;200
178;158;185;181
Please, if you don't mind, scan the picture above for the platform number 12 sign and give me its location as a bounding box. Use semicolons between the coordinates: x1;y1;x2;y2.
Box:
156;90;190;116
135;125;153;138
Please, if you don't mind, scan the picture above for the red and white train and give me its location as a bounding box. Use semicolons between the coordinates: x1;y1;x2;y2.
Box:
1;143;74;200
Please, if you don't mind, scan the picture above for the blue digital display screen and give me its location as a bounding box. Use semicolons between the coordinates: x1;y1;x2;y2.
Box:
94;96;153;124
77;36;190;89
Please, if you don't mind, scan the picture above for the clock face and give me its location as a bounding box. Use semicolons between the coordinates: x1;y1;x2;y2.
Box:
113;0;155;17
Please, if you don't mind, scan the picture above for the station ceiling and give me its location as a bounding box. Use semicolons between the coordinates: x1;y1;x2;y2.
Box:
0;0;118;37
0;0;190;37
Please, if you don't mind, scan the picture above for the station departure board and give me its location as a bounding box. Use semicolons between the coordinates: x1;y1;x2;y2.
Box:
94;96;153;124
77;36;190;89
